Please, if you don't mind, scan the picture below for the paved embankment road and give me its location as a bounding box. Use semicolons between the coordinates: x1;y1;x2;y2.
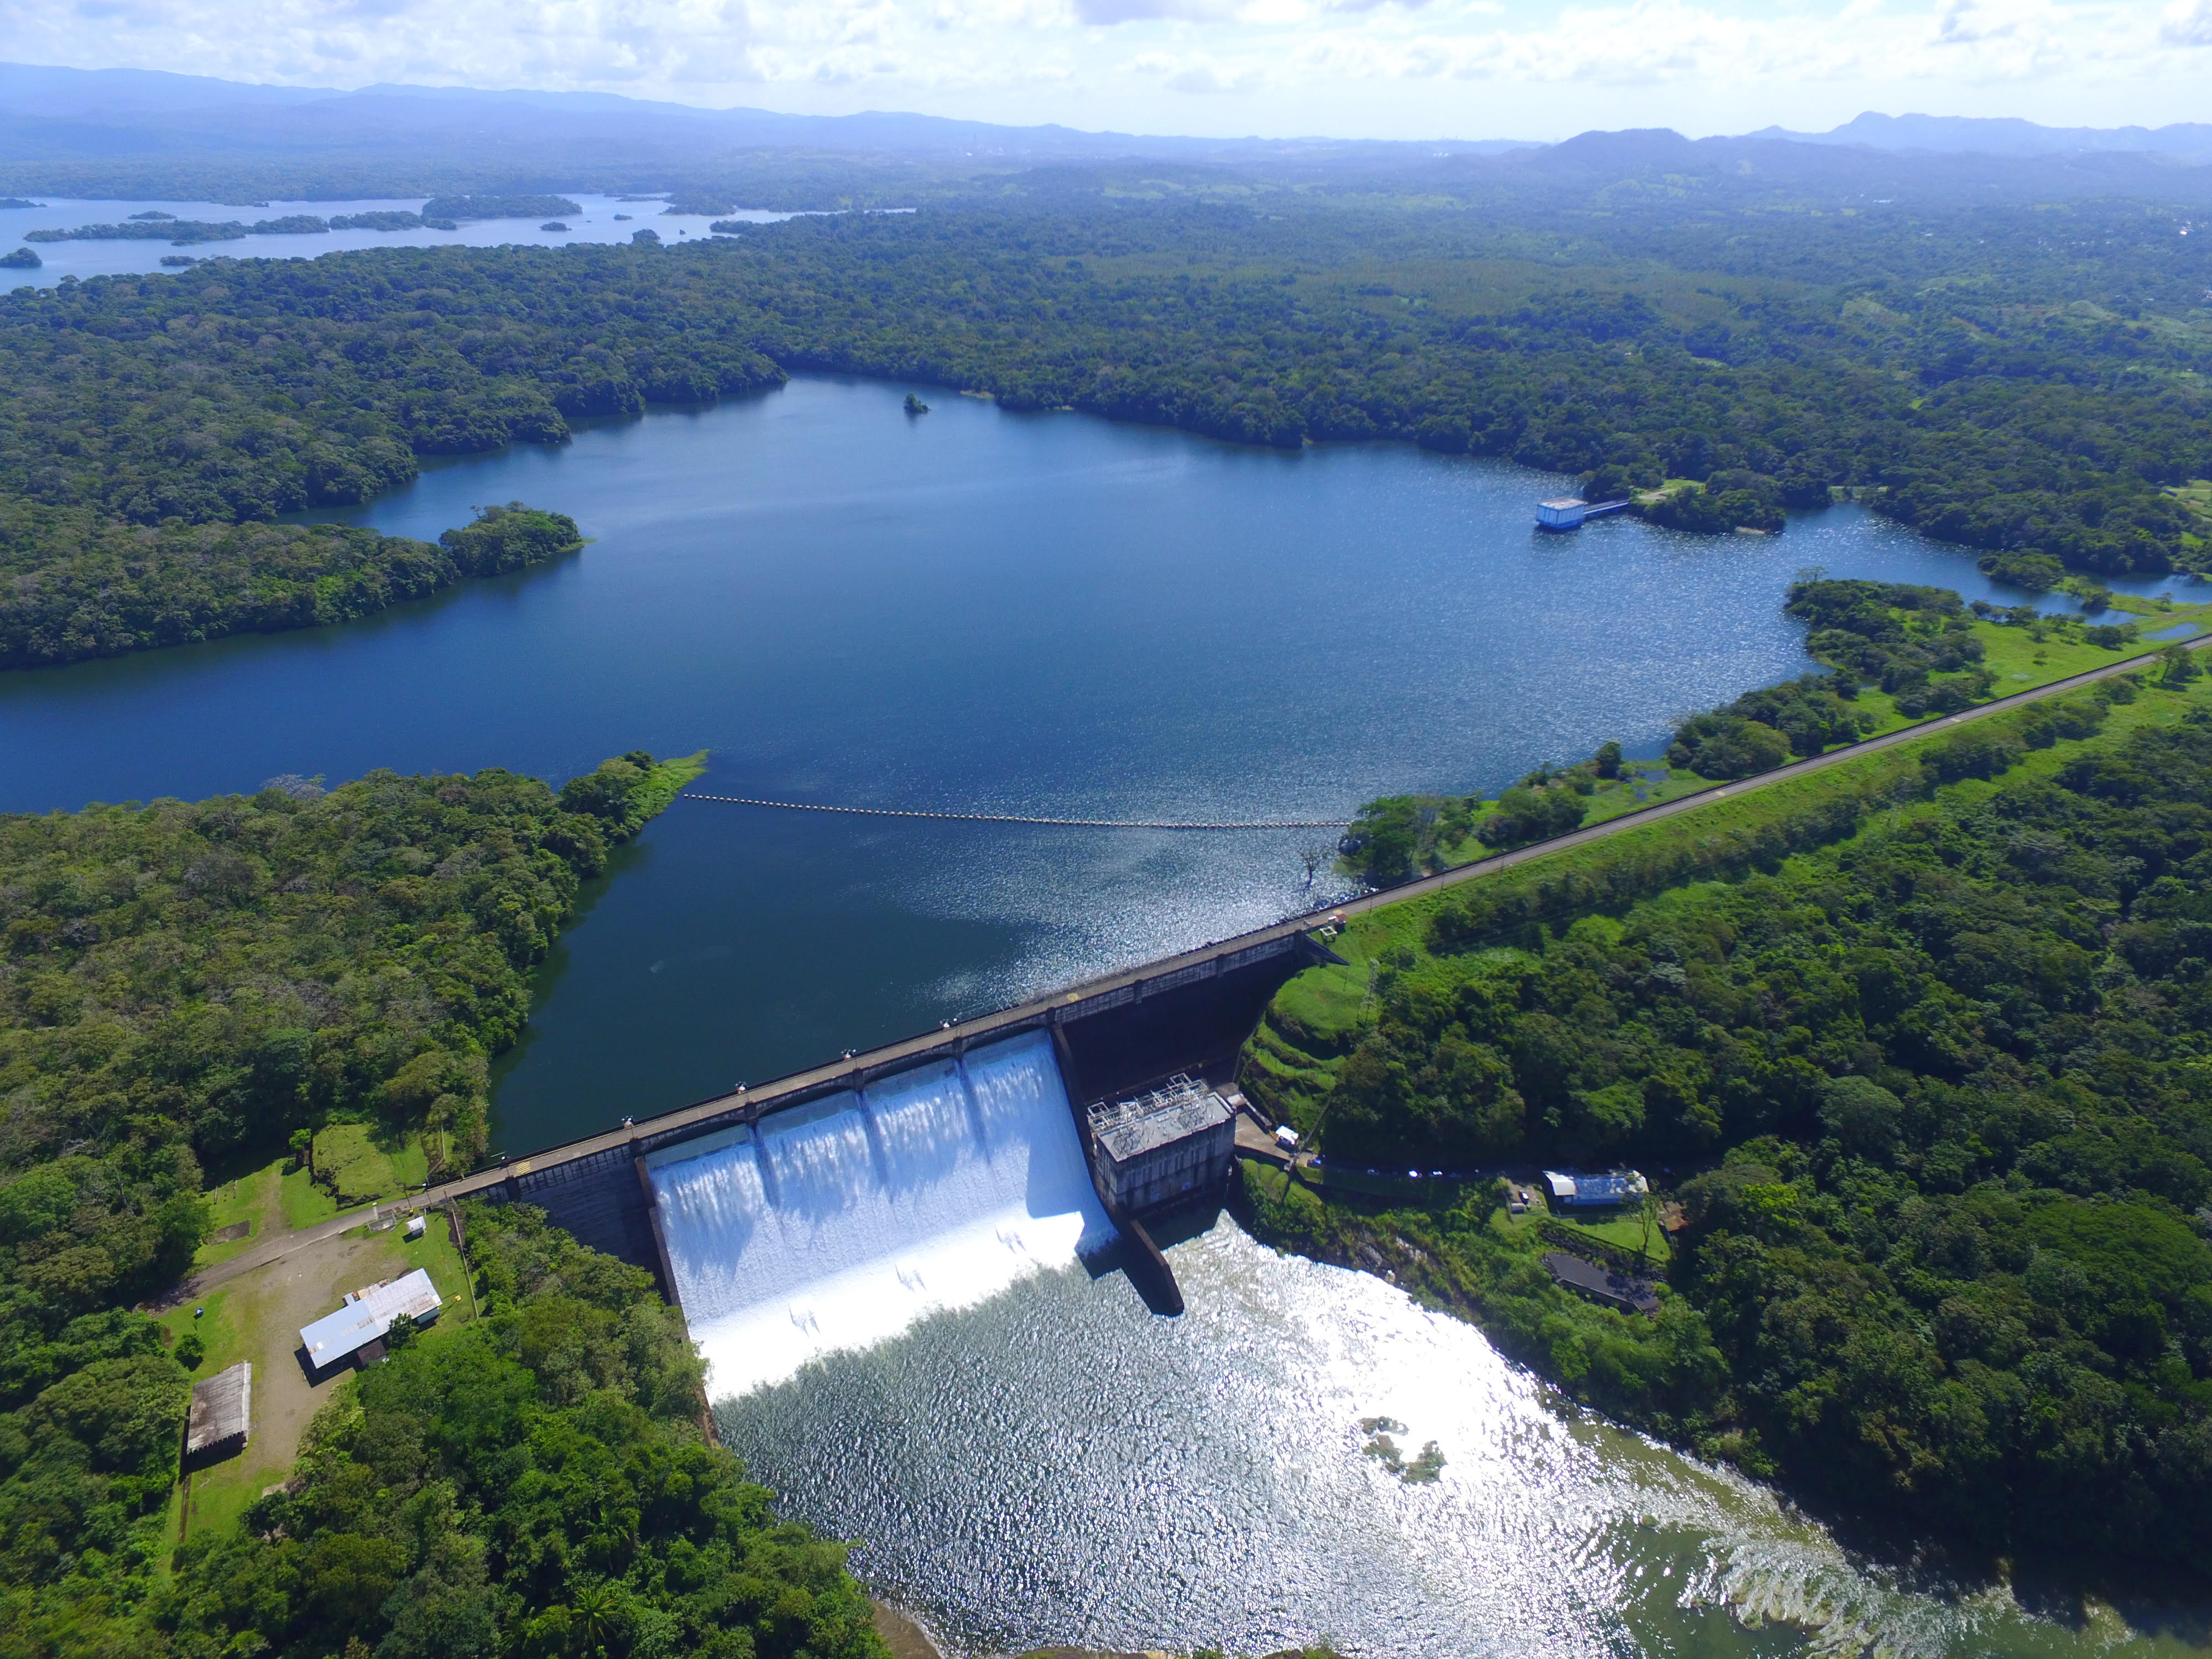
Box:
1321;627;2209;924
169;629;2208;1306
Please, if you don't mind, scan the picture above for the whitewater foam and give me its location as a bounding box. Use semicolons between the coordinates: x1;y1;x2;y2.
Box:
646;1029;1116;1397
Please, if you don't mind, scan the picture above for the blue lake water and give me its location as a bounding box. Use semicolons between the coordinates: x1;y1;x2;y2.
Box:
0;376;2141;1152
0;193;792;288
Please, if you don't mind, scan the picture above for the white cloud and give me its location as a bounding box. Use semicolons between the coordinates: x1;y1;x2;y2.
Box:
2162;0;2212;41
0;0;2204;137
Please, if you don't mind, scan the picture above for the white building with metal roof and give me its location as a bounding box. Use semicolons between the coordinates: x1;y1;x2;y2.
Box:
299;1268;442;1371
1542;1169;1649;1208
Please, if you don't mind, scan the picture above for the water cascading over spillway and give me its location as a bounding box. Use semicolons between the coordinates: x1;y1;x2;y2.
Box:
645;1029;1117;1397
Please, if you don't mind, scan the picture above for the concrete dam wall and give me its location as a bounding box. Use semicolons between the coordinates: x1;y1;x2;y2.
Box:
478;926;1324;1388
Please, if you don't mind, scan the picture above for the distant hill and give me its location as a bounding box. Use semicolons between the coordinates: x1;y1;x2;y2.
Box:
1750;111;2212;163
0;61;1529;171
0;62;2206;207
1413;124;2212;207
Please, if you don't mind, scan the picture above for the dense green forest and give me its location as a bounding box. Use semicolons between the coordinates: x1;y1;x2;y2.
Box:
0;748;690;1176
0;751;896;1656
0;502;581;668
159;1203;883;1659
1243;667;2212;1578
2;173;2208;665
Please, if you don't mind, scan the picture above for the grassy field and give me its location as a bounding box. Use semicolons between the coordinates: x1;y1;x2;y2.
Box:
161;1207;480;1546
278;1162;342;1230
193;1161;285;1270
2168;479;2212;530
1547;1211;1671;1266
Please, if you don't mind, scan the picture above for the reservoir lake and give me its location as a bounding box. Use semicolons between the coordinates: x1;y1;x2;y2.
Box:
1;375;2130;1154
3;373;2203;1659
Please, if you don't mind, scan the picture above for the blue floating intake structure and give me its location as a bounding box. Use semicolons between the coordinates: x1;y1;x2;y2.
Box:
642;1029;1116;1399
1535;497;1632;531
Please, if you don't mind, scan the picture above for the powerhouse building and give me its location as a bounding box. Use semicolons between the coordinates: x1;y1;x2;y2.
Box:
1087;1075;1236;1213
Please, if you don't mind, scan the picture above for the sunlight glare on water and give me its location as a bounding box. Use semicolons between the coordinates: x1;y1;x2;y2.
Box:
719;1214;2212;1659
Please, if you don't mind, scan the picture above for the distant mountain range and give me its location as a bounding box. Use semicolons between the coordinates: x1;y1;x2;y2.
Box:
1750;111;2212;163
0;62;1526;168
0;61;2206;204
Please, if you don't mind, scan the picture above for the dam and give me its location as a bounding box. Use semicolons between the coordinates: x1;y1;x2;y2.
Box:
427;627;2203;1395
642;1032;1115;1396
442;916;1328;1395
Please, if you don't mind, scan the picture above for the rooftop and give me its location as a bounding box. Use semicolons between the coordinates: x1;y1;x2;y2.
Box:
1542;1251;1661;1316
299;1267;442;1369
1543;1168;1648;1204
1088;1074;1234;1165
186;1360;252;1455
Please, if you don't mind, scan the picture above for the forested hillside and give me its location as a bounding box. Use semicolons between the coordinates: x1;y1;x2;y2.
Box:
1243;666;2212;1578
1;175;2207;665
0;751;777;1654
159;1203;883;1659
0;500;581;667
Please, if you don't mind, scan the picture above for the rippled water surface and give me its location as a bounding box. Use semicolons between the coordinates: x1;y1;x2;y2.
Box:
721;1214;2212;1659
0;376;2138;1149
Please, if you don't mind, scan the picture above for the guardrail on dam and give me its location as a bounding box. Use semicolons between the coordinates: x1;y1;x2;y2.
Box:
456;918;1340;1284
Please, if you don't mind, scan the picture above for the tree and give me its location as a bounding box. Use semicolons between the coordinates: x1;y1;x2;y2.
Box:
1300;841;1333;889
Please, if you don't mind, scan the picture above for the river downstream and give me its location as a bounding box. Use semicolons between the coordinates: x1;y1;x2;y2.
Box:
722;1212;2205;1659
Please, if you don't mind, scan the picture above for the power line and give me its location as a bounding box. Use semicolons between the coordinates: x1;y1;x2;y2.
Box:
680;793;1351;830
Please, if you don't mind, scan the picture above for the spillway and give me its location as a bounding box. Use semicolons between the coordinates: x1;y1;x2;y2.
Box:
645;1029;1117;1397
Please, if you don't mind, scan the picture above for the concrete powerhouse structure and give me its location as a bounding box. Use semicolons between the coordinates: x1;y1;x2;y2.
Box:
1086;1075;1237;1213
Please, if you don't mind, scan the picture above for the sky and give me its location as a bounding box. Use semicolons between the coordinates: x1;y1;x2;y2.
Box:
1;0;2209;142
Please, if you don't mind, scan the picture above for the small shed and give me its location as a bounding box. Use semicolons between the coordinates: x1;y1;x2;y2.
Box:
185;1361;252;1466
299;1268;442;1373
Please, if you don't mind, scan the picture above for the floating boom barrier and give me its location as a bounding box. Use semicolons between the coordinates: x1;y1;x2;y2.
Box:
680;793;1352;830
